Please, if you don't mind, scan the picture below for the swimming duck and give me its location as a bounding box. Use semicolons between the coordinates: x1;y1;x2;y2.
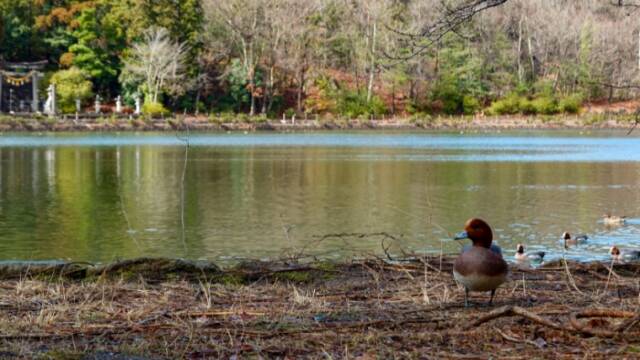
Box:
603;214;627;226
562;232;588;248
453;218;508;307
609;246;640;262
514;244;545;262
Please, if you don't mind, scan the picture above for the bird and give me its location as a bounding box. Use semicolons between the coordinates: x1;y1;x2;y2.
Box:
609;246;640;262
514;243;545;262
453;218;508;307
562;232;588;248
603;214;627;226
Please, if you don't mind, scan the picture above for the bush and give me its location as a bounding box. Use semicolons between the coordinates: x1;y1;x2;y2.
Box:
486;92;581;116
49;67;93;114
558;94;583;114
530;96;558;115
462;95;481;115
336;90;386;119
142;102;170;116
486;94;522;115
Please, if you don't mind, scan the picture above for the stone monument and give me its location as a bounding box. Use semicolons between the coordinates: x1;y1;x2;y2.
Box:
134;95;142;115
115;95;122;114
44;84;56;115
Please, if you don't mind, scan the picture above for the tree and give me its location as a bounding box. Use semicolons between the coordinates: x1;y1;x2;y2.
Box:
49;67;93;113
122;27;188;104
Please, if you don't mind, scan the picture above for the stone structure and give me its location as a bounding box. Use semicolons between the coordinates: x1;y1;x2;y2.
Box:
135;95;142;115
0;61;46;113
115;95;122;113
44;84;56;115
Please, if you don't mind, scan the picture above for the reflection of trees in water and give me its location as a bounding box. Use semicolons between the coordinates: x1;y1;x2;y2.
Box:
0;143;639;261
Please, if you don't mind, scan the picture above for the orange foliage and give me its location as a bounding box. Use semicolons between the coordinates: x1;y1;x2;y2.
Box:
59;52;75;68
35;1;95;30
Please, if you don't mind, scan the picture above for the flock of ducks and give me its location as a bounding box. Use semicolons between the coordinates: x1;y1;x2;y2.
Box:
452;215;637;307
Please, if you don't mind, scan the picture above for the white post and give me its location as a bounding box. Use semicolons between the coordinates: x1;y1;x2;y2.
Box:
134;95;142;115
94;95;101;114
115;95;122;114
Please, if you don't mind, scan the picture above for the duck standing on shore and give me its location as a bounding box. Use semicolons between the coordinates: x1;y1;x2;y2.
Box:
515;244;545;263
609;246;640;262
453;218;508;307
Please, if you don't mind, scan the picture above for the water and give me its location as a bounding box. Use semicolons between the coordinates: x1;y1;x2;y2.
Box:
0;130;639;264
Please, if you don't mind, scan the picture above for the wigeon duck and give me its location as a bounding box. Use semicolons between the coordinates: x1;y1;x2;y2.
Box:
562;232;588;248
609;246;640;262
603;214;627;226
514;244;545;262
453;218;508;307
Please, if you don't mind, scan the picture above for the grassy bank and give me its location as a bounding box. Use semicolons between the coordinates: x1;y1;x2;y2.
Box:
0;256;639;358
0;113;638;132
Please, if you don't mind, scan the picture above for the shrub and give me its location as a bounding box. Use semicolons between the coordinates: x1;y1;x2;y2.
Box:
49;67;93;114
284;108;296;118
558;94;583;114
486;94;522;115
462;95;481;115
142;101;170;116
530;96;558;115
336;90;386;119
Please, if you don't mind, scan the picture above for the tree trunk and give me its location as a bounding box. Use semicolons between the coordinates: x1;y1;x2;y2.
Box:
366;21;377;104
517;16;523;82
297;68;304;112
261;70;268;115
267;65;275;112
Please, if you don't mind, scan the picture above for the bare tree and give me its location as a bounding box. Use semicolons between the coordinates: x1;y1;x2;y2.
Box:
123;27;188;104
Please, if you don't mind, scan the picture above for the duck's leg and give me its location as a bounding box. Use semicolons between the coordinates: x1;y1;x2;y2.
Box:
488;289;496;306
464;287;469;307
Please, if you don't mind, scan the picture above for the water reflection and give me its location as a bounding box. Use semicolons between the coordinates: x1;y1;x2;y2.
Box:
0;132;639;263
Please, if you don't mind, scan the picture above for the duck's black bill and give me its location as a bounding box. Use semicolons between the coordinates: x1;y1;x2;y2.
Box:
454;231;468;240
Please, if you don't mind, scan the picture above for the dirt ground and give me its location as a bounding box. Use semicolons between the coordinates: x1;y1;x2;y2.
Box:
0;256;637;359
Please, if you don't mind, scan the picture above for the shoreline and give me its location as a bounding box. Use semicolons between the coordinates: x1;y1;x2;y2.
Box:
0;114;637;132
0;256;639;357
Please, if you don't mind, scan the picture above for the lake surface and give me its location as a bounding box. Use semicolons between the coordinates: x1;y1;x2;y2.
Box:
1;131;639;264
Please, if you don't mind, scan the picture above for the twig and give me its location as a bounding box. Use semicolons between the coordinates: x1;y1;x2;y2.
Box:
467;305;563;330
495;327;541;347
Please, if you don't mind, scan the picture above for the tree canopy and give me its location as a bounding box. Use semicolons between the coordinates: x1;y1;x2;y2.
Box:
1;0;639;116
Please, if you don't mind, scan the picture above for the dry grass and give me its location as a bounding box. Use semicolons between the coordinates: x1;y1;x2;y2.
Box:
0;256;639;358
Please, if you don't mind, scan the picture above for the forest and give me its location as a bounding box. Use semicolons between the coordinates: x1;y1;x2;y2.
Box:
1;0;639;117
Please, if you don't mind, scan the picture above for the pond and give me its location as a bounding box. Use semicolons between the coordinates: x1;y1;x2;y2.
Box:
0;130;639;264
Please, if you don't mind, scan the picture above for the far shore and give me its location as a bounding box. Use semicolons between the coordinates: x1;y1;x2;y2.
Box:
0;113;637;132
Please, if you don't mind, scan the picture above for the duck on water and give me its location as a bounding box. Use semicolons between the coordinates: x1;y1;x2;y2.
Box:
515;244;545;263
453;218;508;307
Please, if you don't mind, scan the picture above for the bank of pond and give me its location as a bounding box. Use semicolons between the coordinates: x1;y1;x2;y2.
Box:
0;113;636;132
0;256;639;358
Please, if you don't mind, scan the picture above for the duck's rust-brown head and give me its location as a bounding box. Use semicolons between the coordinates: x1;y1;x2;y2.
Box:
516;243;525;254
454;218;493;248
610;246;620;257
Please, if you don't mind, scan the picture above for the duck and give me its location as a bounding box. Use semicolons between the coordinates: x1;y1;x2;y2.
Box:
562;232;588;248
603;214;627;226
514;243;545;262
453;218;508;307
609;246;640;262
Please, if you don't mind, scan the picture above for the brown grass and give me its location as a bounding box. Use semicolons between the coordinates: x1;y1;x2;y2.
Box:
0;256;639;358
